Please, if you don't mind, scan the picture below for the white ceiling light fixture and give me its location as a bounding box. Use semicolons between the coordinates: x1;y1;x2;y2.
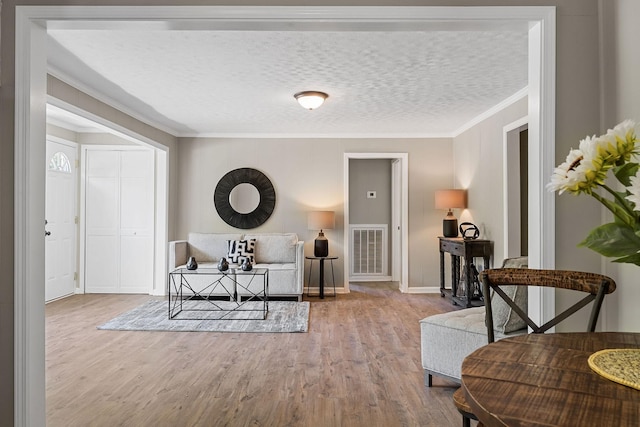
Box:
294;91;329;110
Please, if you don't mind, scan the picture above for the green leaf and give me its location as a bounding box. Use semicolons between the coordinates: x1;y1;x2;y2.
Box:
614;162;640;187
612;253;640;266
578;223;640;258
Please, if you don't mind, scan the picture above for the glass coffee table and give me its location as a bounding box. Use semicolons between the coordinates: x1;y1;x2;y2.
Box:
168;267;269;320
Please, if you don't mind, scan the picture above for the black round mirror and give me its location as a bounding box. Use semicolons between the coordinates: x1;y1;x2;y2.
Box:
214;168;276;229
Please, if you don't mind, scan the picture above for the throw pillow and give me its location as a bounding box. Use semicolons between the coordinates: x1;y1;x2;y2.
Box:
227;239;256;264
490;285;528;333
490;256;529;333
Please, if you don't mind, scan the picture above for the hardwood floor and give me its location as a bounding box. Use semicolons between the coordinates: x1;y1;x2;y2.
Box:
46;283;465;426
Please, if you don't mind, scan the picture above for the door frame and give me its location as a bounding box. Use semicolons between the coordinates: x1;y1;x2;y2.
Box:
344;153;408;292
391;159;402;282
14;5;556;425
47;99;170;298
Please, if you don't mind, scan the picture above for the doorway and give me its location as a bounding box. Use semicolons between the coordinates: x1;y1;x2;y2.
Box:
14;6;556;425
344;153;409;293
503;117;529;258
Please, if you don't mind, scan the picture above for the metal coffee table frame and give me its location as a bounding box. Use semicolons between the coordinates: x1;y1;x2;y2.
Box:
168;267;269;320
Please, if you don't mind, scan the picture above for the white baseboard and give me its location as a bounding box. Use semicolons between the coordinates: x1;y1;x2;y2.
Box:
403;286;442;294
350;275;392;282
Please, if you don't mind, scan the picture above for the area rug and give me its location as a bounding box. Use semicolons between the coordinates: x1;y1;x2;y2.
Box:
97;300;309;333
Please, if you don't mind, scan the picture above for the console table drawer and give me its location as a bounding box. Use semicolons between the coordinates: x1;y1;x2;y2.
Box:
439;239;464;257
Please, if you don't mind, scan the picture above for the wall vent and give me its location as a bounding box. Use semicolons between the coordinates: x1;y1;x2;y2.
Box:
350;224;389;281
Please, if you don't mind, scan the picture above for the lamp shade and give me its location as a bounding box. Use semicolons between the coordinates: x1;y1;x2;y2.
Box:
434;189;467;210
307;211;335;230
435;189;467;238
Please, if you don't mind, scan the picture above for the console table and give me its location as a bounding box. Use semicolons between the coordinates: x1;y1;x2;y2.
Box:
438;237;492;307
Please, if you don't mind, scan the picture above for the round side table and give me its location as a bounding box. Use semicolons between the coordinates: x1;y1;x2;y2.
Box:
305;256;338;299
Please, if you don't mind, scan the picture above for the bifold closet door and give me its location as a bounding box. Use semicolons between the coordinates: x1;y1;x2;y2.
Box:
84;149;154;293
119;151;154;292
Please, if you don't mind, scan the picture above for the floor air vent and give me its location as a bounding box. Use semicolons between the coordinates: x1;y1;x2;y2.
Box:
350;224;388;281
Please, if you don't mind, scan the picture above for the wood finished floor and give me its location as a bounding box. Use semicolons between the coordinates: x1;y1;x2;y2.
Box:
46;283;466;427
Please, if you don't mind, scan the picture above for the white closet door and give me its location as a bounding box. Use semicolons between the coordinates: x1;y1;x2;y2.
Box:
84;149;154;294
85;150;120;293
119;151;154;293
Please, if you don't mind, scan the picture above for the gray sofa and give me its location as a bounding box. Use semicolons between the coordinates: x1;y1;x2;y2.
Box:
420;256;528;386
169;232;304;301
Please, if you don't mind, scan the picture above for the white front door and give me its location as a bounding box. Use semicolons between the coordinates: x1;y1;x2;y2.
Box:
45;139;78;302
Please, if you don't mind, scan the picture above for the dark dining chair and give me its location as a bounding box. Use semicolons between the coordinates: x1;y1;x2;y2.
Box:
453;268;616;427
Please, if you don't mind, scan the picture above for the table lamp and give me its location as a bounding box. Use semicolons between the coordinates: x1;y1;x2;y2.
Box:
435;189;467;237
308;211;335;257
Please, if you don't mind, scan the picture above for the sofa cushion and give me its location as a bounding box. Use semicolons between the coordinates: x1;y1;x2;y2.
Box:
243;233;298;263
420;307;526;380
188;232;243;262
227;239;256;264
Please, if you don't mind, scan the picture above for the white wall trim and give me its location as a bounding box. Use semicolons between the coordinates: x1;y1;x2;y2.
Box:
404;287;442;294
453;87;528;137
15;9;47;426
14;6;556;425
527;13;557;328
350;276;393;282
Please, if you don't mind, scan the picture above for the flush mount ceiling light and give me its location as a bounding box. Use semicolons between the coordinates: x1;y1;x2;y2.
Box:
294;91;329;110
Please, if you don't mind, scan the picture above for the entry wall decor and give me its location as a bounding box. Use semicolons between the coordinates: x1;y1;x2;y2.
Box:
214;168;276;229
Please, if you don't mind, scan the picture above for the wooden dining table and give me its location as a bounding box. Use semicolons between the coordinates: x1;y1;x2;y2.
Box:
461;332;640;427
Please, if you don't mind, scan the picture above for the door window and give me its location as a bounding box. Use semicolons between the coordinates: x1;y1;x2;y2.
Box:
48;152;72;173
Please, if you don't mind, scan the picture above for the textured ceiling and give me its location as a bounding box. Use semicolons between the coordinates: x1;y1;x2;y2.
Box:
47;26;528;138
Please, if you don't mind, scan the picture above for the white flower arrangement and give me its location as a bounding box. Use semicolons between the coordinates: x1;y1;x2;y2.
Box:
547;120;640;265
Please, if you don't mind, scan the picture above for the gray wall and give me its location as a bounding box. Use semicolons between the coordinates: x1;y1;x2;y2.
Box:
46;123;78;142
349;159;392;225
453;96;528;266
175;136;453;290
601;0;640;332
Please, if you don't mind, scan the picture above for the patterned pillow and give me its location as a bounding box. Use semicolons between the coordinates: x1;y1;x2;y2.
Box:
227;239;256;264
